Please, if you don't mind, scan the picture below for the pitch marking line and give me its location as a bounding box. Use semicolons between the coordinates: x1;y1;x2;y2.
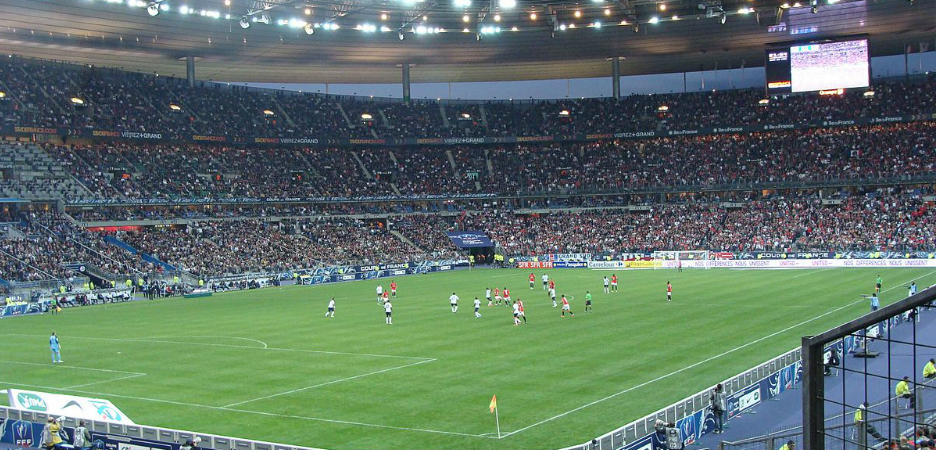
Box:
0;380;494;439
497;273;934;439
0;334;434;361
222;358;436;408
0;360;148;390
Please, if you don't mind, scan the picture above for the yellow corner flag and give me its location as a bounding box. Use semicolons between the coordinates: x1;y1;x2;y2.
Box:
489;395;497;413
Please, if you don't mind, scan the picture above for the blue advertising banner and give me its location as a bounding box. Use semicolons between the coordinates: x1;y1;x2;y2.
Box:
446;231;494;248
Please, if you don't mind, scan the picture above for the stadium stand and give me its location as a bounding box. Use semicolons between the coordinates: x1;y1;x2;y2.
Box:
0;58;933;284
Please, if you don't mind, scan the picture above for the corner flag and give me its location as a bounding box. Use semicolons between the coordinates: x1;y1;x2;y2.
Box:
489;395;497;413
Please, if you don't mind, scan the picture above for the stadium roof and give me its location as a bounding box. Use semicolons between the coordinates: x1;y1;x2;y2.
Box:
0;0;933;83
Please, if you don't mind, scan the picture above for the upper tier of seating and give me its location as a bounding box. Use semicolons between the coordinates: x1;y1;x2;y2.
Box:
0;57;933;139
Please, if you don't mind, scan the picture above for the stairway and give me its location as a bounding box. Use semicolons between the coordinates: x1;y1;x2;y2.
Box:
351;152;373;179
438;103;450;128
390;230;424;253
337;103;355;128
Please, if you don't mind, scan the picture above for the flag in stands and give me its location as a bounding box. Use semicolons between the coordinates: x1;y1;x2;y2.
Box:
489;395;497;413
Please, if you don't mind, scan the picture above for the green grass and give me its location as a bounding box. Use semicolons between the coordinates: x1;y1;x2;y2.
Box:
0;267;933;449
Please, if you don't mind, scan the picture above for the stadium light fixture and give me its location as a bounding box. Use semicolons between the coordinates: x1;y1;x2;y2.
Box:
461;113;471;119
558;23;567;30
493;14;501;21
510;25;518;31
758;98;769;105
738;6;753;13
573;9;582;17
657;104;669;111
263;109;275;116
529;12;537;20
670;14;679;20
648;15;659;23
179;4;189;13
224;0;230;4
454;0;471;7
863;90;875;98
380;12;388;20
463;14;470;22
603;8;611;15
380;25;391;32
499;0;517;8
462;27;470;32
792;2;801;6
568;23;576;28
361;113;373;120
558;109;570;116
592;20;602;27
70;97;85;105
422;15;428;21
0;91;6;98
169;103;181;110
659;3;666;11
304;22;315;34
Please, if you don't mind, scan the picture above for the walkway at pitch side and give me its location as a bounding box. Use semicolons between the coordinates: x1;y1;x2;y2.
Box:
691;307;936;450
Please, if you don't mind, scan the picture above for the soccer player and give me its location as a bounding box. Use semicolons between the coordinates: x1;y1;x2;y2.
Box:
908;281;917;297
474;297;482;318
49;331;62;363
529;273;535;289
585;291;592;312
384;300;393;325
867;292;879;312
324;297;336;318
666;281;672;302
494;288;502;305
512;301;521;326
449;292;459;313
376;284;384;304
486;287;493;306
503;287;511;306
875;274;882;293
390;280;398;297
382;291;389;304
603;276;610;294
611;274;618;292
678;259;682;273
549;283;557;308
517;298;527;324
560;295;574;318
541;273;549;290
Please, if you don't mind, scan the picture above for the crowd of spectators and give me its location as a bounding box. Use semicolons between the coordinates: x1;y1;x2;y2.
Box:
23;121;934;202
0;56;933;139
0;187;932;281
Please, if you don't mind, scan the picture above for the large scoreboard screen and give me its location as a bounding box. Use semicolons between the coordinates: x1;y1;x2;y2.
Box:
765;38;870;94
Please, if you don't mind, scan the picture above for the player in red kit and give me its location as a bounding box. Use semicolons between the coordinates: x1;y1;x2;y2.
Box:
666;281;672;302
382;291;389;304
529;273;535;289
561;295;574;318
503;287;511;306
517;299;527;323
390;280;398;297
611;274;618;293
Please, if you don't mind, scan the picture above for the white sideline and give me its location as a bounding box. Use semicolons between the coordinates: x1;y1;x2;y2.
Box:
496;273;934;439
0;334;434;361
222;358;436;408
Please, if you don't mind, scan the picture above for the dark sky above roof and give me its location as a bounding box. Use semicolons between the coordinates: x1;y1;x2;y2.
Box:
0;0;932;83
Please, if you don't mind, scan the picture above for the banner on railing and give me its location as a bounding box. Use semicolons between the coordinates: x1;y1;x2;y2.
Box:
6;390;135;425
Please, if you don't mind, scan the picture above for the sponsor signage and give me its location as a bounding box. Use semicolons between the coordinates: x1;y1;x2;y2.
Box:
7;390;135;425
446;231;494;248
4;116;926;147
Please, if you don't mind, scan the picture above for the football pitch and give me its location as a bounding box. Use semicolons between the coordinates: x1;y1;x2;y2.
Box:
0;267;934;450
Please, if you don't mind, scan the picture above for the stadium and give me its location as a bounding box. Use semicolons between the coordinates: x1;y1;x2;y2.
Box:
0;0;935;449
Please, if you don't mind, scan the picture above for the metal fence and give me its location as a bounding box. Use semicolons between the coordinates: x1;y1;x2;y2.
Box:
801;286;936;450
558;347;803;450
0;406;324;450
